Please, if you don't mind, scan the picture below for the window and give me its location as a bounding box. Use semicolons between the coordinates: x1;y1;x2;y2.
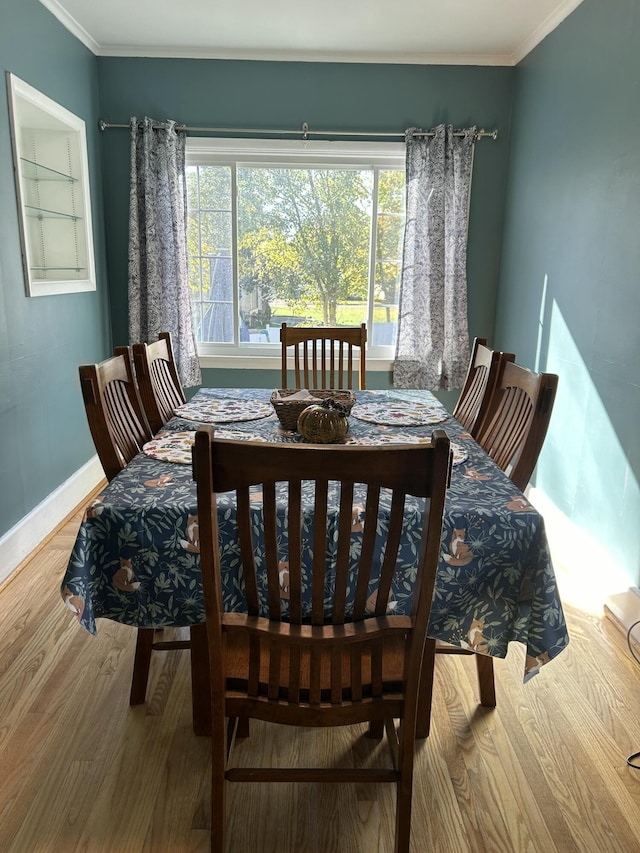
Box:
186;138;405;362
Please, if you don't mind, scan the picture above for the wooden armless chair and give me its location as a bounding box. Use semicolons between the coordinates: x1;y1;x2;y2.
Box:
434;360;558;731
452;337;515;437
280;323;367;390
475;360;559;492
193;428;451;853
79;351;194;712
129;332;186;434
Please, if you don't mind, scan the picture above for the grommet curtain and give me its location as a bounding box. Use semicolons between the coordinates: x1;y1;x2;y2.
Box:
128;117;201;388
393;125;475;391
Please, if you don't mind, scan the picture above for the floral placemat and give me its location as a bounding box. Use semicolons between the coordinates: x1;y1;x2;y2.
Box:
350;401;448;427
143;430;267;465
173;398;274;424
344;433;468;465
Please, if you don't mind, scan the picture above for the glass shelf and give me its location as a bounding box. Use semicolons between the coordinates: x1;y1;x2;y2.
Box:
25;205;81;222
20;157;76;183
31;266;87;273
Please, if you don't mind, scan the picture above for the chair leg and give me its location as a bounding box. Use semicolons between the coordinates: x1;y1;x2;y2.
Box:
476;654;497;707
394;780;412;853
394;720;415;853
129;627;155;705
367;720;384;739
236;717;250;738
415;638;436;739
210;706;227;853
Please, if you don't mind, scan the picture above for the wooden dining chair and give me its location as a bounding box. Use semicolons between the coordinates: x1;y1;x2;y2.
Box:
476;360;559;492
280;322;367;390
452;337;515;437
79;351;152;483
79;350;193;710
129;332;186;434
434;360;558;731
193;427;452;853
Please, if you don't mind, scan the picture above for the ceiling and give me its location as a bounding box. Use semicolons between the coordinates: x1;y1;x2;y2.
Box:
40;0;583;66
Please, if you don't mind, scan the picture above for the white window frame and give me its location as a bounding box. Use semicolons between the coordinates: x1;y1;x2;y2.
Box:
186;137;405;371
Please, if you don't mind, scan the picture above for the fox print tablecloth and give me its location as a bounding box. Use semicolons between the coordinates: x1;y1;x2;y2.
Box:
62;388;569;681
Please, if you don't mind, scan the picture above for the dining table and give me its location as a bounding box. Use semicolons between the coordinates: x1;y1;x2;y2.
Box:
61;387;569;734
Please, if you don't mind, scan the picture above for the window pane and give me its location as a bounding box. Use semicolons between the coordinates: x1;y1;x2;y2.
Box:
187;165;234;343
196;166;231;209
237;167;372;337
372;169;405;347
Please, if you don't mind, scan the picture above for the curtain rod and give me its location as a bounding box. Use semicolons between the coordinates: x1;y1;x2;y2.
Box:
98;119;498;141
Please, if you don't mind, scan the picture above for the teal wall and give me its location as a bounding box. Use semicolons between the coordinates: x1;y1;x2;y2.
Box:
97;58;514;376
0;0;111;540
495;0;640;584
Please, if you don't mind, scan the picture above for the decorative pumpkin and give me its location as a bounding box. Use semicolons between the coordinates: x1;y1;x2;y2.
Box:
297;400;349;443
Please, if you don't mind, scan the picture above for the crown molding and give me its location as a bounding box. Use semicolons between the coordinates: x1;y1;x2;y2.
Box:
512;0;584;64
93;44;515;65
39;0;100;54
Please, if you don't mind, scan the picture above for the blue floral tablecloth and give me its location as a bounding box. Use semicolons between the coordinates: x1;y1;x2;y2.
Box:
61;388;569;681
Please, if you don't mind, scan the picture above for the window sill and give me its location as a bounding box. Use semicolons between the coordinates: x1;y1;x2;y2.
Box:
199;354;394;372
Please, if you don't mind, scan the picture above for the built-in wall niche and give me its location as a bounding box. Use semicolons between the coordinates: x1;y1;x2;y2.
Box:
6;73;96;297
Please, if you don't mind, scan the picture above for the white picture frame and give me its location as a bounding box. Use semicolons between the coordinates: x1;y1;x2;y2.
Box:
6;73;96;297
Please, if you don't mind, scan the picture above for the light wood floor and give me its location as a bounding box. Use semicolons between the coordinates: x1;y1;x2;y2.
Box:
3;504;640;852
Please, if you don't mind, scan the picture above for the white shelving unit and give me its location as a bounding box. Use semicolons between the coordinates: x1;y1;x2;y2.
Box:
6;73;96;297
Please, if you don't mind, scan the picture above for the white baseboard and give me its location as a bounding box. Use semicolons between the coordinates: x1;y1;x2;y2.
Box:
0;454;104;587
604;587;640;638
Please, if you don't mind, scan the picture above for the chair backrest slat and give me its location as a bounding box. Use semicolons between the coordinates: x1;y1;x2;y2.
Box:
287;480;303;624
373;489;406;617
332;482;355;624
353;486;381;621
237;488;260;617
79;352;152;483
311;479;329;625
476;361;558;492
263;482;281;619
281;323;367;390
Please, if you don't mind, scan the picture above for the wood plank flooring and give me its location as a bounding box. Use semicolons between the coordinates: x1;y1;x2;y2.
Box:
2;502;640;852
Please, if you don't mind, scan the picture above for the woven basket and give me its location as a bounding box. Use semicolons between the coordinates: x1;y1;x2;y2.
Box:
270;389;356;431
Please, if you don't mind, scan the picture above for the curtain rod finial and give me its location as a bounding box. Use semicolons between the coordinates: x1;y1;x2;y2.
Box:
99;119;107;131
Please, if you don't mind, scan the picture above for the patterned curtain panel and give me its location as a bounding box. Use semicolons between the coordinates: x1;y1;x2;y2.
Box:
393;125;476;391
128;117;201;388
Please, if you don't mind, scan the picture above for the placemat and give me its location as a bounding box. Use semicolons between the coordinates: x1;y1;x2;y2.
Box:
173;398;274;424
350;400;448;427
344;433;468;465
143;429;267;465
